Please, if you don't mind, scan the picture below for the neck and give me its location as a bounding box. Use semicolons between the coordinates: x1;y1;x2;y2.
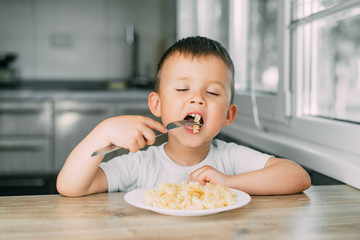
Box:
164;140;211;166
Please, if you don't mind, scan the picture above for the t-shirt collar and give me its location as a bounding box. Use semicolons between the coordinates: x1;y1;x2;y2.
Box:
159;142;215;173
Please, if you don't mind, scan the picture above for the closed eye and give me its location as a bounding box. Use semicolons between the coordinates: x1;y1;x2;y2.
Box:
207;91;219;96
176;89;189;92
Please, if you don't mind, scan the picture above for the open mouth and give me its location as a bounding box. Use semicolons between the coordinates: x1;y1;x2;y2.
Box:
184;113;204;133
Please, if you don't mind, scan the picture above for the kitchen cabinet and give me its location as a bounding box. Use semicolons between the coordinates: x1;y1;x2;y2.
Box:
0;90;153;194
54;100;117;171
54;99;158;171
0;100;52;136
0;100;52;174
0;139;51;173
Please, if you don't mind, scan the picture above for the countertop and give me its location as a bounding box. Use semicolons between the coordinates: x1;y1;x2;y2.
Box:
0;80;154;101
0;185;359;239
0;89;152;101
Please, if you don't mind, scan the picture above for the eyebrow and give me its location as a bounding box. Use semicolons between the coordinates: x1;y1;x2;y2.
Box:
177;77;227;85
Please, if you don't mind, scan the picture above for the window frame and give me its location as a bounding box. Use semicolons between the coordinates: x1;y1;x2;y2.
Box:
229;0;291;124
291;0;360;156
225;0;360;189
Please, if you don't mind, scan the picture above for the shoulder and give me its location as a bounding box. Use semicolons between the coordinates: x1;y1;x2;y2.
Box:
212;139;272;173
212;138;244;151
212;138;272;161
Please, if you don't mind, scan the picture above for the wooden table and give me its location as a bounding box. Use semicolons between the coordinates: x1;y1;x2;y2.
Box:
0;185;359;240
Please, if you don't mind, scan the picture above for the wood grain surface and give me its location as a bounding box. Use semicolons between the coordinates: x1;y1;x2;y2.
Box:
0;185;359;240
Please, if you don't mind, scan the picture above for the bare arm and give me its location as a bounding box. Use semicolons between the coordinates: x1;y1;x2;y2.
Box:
188;158;311;195
56;115;167;197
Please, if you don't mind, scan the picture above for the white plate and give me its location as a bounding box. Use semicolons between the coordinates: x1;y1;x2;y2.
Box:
124;186;251;217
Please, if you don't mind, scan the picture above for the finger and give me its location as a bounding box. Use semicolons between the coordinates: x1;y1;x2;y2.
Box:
189;166;206;179
197;173;209;185
136;134;146;150
188;168;206;184
143;117;167;134
127;137;141;153
141;127;157;145
129;140;143;153
129;146;139;153
191;166;216;185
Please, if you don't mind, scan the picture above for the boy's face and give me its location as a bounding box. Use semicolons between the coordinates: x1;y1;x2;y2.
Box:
149;52;237;148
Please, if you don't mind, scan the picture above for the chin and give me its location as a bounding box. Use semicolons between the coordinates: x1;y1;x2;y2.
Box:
181;141;206;149
170;134;212;149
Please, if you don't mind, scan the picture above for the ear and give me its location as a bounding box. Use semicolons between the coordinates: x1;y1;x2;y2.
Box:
224;104;237;126
148;92;161;117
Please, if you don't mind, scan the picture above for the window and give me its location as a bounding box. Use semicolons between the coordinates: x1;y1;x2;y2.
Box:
225;0;360;189
176;0;229;49
293;0;360;123
197;0;229;49
228;0;359;150
247;0;279;93
230;0;289;126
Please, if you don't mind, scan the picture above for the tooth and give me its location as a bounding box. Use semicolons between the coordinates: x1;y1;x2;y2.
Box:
192;114;201;133
194;114;201;123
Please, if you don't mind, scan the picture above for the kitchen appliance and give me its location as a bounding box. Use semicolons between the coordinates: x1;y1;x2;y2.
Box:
0;53;18;87
125;24;152;88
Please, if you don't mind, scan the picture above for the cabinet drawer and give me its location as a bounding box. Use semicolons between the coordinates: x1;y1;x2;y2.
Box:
54;101;116;171
0;101;52;136
0;139;52;174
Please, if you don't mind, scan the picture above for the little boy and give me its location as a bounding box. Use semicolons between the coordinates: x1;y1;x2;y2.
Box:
57;36;310;197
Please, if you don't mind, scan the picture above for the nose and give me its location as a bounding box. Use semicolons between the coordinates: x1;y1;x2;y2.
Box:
189;94;205;105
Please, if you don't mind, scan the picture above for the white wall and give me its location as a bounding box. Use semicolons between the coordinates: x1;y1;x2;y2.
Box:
0;0;176;81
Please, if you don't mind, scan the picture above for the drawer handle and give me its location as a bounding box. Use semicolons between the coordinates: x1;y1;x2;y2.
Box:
0;108;43;114
0;178;46;187
57;109;107;115
0;145;42;152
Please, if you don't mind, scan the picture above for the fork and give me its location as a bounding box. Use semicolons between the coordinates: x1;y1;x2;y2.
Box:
91;120;203;157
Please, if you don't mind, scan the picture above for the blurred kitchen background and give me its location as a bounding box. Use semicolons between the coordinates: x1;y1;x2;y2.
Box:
0;0;178;195
0;0;176;89
1;0;359;195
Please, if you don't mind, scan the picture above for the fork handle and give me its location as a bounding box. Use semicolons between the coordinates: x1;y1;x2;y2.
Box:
91;144;121;157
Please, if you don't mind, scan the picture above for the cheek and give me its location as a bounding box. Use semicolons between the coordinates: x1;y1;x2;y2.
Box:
209;102;230;122
160;96;180;121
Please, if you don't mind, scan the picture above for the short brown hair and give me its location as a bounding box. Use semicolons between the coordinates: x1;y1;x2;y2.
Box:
155;36;235;103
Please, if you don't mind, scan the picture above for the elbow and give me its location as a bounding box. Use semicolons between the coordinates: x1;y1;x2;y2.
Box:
288;160;311;193
296;170;312;193
56;176;86;197
56;178;72;197
57;184;86;198
303;173;312;190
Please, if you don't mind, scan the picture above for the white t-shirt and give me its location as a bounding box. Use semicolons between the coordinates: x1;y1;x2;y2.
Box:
99;139;272;192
